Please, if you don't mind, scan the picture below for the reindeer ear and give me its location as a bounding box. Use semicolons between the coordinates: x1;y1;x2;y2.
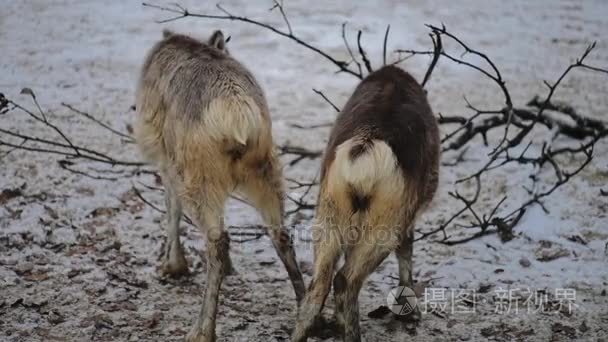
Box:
208;30;226;51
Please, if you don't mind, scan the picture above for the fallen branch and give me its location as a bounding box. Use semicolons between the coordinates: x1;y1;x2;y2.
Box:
0;90;144;167
61;102;134;142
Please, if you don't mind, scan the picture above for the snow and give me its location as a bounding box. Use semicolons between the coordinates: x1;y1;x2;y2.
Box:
1;0;607;341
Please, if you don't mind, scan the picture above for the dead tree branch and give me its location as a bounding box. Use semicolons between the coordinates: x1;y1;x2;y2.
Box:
142;2;365;78
341;22;363;76
414;34;606;244
356;30;373;73
277;144;323;166
61;102;134;142
0;90;144;168
397;24;515;154
421;31;442;88
289;122;333;130
382;24;391;66
285;175;318;216
269;0;292;35
312;89;340;113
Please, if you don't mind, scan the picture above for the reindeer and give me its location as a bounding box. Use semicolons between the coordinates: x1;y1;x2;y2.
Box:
292;65;439;342
135;29;305;342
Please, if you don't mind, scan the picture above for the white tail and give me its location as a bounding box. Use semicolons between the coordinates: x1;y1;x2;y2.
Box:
202;96;264;146
327;138;406;202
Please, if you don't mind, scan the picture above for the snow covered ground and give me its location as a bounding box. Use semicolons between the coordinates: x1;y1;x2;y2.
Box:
1;0;607;341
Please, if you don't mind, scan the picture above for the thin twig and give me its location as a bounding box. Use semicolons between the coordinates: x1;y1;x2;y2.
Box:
312;88;340;112
357;30;373;73
61;102;134;142
269;0;292;35
342;22;362;76
421;31;442;88
382;24;390;66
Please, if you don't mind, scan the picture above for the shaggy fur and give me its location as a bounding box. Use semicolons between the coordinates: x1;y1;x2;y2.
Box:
135;30;305;342
292;65;440;342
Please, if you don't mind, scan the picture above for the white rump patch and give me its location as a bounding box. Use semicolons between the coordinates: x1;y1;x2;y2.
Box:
328;138;406;199
202;96;264;145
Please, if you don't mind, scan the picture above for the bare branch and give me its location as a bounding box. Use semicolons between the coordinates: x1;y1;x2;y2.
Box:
269;0;292;35
289;122;333;130
357;30;373;73
1;95;144;167
61;102;134;142
382;24;390;66
277;144;323;166
18;89;82;157
142;2;363;78
341;22;363;76
421;31;442;88
312;88;340;112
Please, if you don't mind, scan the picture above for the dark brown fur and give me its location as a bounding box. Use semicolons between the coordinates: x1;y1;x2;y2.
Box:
322;65;439;202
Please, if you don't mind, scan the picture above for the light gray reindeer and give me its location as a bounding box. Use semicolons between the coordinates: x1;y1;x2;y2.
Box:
135;30;305;342
292;65;440;342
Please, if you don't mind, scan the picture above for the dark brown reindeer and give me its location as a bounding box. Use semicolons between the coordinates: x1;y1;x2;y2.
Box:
135;30;305;342
292;65;440;342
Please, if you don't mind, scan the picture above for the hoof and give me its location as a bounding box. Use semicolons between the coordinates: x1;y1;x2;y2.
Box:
160;259;189;278
311;316;339;339
159;253;189;278
223;259;235;276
